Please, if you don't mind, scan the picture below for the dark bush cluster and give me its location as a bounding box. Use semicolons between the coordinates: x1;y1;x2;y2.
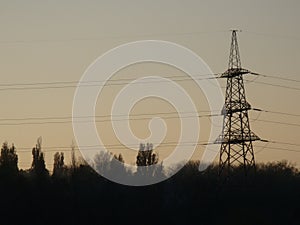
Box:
0;141;299;225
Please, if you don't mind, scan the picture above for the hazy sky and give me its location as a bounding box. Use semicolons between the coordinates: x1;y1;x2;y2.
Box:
0;0;299;170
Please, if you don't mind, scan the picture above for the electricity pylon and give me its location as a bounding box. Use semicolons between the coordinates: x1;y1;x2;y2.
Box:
216;30;260;176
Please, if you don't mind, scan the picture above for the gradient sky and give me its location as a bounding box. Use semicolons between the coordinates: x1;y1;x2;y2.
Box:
0;0;299;170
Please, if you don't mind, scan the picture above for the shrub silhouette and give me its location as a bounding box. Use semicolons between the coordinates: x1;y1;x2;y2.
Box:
30;137;49;177
0;138;298;225
0;142;18;176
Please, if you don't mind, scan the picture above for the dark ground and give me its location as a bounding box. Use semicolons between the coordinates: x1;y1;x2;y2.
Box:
0;161;299;225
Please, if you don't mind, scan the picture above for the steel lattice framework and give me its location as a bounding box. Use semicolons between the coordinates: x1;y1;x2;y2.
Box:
216;30;260;176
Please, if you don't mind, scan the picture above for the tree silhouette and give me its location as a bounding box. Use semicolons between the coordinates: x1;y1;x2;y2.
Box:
114;153;125;163
0;142;18;176
53;152;65;177
136;143;158;166
30;137;48;176
136;143;159;176
94;150;113;176
71;140;76;170
0;135;297;225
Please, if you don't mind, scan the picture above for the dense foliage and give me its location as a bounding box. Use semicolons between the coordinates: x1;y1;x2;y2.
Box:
0;141;299;225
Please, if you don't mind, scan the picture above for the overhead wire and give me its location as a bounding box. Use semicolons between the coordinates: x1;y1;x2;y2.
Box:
246;79;300;91
255;141;270;155
254;139;300;155
12;139;300;154
0;113;221;126
0;71;298;93
0;30;229;44
0;74;221;91
0;72;298;93
267;140;300;147
252;108;300;117
0;63;297;155
259;74;300;83
0;112;298;128
243;30;300;41
15;141;211;153
0;73;219;87
0;110;219;122
0;107;297;129
253;119;300;128
254;145;300;154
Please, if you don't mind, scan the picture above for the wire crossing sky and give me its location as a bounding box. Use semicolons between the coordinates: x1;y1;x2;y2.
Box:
0;0;299;170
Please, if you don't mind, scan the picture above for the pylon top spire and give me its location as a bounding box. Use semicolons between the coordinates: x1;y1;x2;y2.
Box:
228;30;241;69
221;30;250;78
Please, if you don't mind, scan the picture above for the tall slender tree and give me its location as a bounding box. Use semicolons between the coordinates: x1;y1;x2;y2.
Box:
136;143;159;176
136;143;158;166
53;152;65;177
31;137;48;176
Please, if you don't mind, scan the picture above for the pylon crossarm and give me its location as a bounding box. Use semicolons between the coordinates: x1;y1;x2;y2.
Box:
221;68;251;78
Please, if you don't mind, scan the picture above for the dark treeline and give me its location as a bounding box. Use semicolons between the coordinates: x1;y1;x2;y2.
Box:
0;140;299;225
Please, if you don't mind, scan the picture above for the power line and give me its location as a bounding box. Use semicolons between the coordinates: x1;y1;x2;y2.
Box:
12;138;300;154
252;108;300;117
0;74;220;92
15;141;211;153
259;74;300;83
0;114;298;128
0;72;298;92
0;110;218;122
0;113;221;126
0;109;298;127
254;119;300;128
254;145;300;154
254;140;300;154
1;72;298;89
0;30;228;44
245;72;300;91
15;141;300;156
243;30;300;41
245;79;300;91
222;71;300;87
267;140;300;147
14;140;300;154
0;73;218;87
254;142;270;154
2;30;299;45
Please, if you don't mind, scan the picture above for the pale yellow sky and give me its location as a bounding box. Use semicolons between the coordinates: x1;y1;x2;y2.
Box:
0;0;299;170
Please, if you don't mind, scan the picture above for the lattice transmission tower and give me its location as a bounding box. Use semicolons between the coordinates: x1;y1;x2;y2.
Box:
216;30;260;176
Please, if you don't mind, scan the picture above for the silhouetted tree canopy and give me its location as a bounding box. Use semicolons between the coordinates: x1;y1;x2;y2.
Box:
0;138;298;225
0;142;18;176
53;152;65;177
136;143;158;167
114;153;124;163
30;137;48;177
135;143;162;178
